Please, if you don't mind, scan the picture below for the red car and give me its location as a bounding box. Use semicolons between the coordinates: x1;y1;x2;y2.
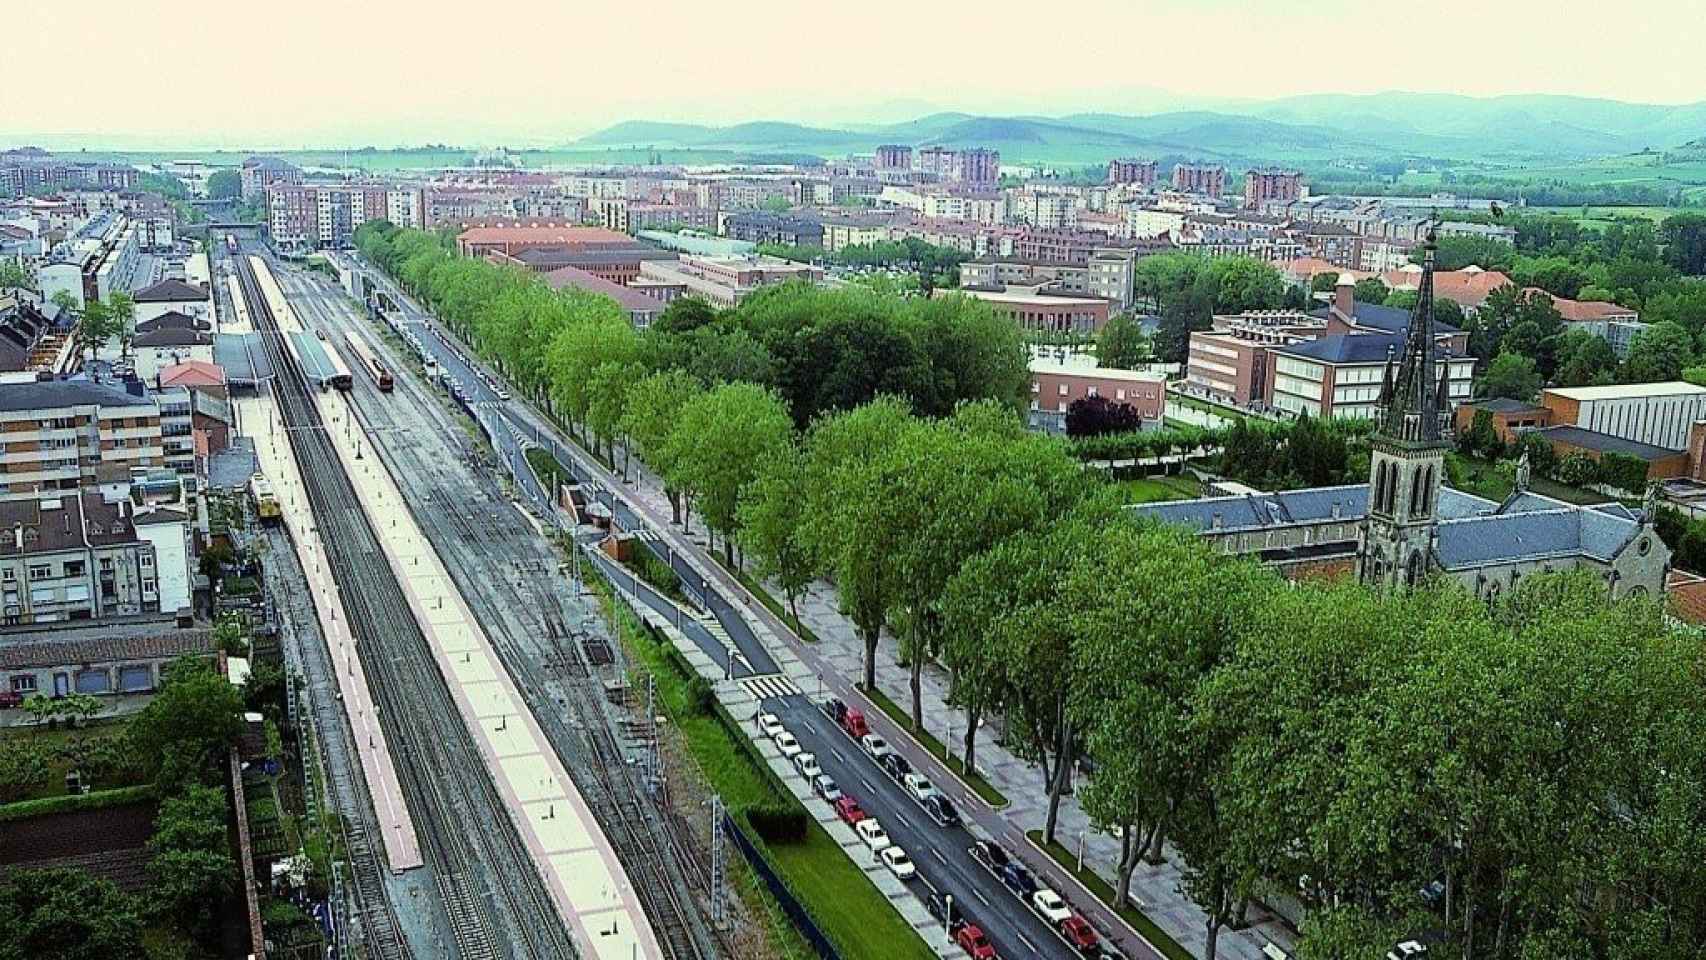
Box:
833;796;867;825
955;923;997;960
1060;915;1100;955
842;707;869;739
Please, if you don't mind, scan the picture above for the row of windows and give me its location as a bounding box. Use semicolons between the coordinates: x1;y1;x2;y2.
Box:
1275;356;1324;381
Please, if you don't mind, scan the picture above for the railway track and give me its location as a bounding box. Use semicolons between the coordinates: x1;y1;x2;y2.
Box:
273;536;412;960
302;287;723;960
235;254;577;960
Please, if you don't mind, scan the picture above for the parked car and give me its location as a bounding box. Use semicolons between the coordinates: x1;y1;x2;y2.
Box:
902;773;938;803
971;840;1010;870
877;752;912;779
860;734;893;761
834;796;867;825
811;775;842;803
1060;915;1101;955
955;923;997;960
842;707;869;739
854;818;892;853
1032;888;1072;925
880;845;917;880
1000;861;1039;897
756;712;785;739
775;732;803;759
794;752;821;779
924;794;960;828
825;698;847;724
926;892;953;923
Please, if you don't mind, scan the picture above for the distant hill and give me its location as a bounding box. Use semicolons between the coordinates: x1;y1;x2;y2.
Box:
571;92;1706;168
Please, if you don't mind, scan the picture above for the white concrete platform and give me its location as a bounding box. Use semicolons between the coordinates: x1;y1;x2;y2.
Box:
235;393;423;873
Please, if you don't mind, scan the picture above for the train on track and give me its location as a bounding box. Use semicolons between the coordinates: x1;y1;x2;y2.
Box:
249;474;282;524
344;331;394;393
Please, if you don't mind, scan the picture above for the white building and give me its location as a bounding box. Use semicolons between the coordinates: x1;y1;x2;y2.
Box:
132;278;211;326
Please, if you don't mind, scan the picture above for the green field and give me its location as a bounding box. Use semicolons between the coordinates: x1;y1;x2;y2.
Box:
1112;475;1203;504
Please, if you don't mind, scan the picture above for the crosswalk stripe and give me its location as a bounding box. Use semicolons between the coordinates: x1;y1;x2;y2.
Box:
739;674;802;701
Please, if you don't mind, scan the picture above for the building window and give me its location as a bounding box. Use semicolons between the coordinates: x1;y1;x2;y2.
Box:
1;568;12;582
1058;384;1068;397
27;564;50;581
1116;389;1127;401
10;675;36;693
64;561;84;577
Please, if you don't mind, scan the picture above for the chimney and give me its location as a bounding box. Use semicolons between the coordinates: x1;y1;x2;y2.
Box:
1334;273;1356;320
1210;512;1223;531
1331;501;1342;520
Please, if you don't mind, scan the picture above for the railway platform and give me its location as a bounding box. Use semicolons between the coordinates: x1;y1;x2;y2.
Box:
314;389;663;960
235;393;425;873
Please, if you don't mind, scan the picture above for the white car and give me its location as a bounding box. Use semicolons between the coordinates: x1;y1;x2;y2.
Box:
757;713;785;739
1032;888;1072;926
902;772;940;803
880;845;916;880
855;818;891;853
794;752;822;779
860;734;893;761
776;732;803;759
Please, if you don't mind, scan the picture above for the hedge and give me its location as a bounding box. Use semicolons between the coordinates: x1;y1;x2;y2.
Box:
0;783;157;822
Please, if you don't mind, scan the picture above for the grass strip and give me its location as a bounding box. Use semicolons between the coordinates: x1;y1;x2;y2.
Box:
1025;830;1197;960
0;783;158;822
862;686;1009;809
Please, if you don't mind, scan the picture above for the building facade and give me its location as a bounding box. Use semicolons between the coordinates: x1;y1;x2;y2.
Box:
1171;164;1226;197
1243;169;1304;209
0;381;163;502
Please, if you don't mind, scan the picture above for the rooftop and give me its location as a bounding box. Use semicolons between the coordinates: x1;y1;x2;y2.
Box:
542;265;666;313
1543;381;1706;402
1536;424;1683;460
1469;397;1548;414
0;378;154;412
0;627;215;671
132;278;208;303
459;225;631;246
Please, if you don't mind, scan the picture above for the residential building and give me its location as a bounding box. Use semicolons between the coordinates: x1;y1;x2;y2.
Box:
1028;356;1165;432
635;254;825;308
0;493;159;623
1171;163;1226;197
1126;207;1187;240
954;285;1111;335
239;156;300;201
132;278;211;326
543;265;666;328
0;380;163;501
917;147;1000;187
723;212;825;248
1380;264;1511;314
819;214;899;253
1243;169;1304;209
1107;159;1158;187
959;246;1136;310
456;224;632;258
1;627;215;711
1185;312;1323;408
875;145;913;172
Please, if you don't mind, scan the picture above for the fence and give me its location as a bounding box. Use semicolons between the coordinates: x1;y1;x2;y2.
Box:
722;811;842;960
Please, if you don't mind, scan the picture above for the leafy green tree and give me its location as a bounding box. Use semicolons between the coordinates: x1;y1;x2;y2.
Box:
1352;276;1389;305
0;739;51;802
126;657;243;787
0;258;31;292
1553;328;1618;386
761;195;793;214
1619;320;1696;383
1661;212;1706;275
1480;351;1542;401
586;359;646;470
1095;313;1153;369
736;447;818;626
205;169;242;201
76;299;115;362
665;382;794;562
148;783;235;929
22;692;100;727
621;369;703;523
1513;254;1592;299
107;291;135;358
0;868;145;960
652;296;718;334
49;288;79;319
1421;235;1516;271
1458;408;1504;459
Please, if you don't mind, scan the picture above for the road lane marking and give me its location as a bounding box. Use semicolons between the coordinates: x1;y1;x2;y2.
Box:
973;888;990;907
1017;932;1038;954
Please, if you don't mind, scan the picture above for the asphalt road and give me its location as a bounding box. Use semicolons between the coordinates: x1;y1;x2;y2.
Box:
347;252;1136;960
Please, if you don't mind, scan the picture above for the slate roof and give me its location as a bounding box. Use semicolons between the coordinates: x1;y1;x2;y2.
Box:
132;328;212;348
0;378;154;412
132;278;207;303
136;310;210;334
1433;507;1640;569
1311;301;1463;336
1536;425;1682;461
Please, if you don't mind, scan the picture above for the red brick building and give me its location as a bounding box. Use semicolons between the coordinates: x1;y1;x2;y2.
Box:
456;225;632;258
1171;163;1225;197
1107;158;1158;187
1029;358;1165;430
1242;169;1304;209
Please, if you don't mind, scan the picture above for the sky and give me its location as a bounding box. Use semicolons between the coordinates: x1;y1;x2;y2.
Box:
9;0;1706;149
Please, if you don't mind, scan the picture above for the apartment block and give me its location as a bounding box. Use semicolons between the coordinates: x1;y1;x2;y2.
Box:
0;493;159;623
1171;163;1226;197
0;381;163;501
1107;158;1158;187
1243;169;1304;209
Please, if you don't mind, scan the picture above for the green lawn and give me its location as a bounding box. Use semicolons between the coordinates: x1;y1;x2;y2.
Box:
1448;453;1616;506
1025;830;1196;960
1167;392;1251;424
863;686;1009;809
1112;475;1203;505
593;575;935;960
0;719;142;804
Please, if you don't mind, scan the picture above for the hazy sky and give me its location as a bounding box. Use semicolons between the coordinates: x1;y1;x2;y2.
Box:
10;0;1705;148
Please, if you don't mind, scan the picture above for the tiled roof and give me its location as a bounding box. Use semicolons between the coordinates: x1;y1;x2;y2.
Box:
132;328;212;348
158;360;227;388
1527;289;1639;322
542;265;665;314
132;279;208;303
1383;268;1512;307
136;310;210;334
459;225;631;246
0;629;214;670
1666;570;1706;624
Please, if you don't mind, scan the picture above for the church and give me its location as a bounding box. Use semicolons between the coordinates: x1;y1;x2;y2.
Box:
1132;232;1671;603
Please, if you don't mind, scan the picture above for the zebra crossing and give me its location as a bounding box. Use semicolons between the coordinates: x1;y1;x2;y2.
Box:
740;673;803;701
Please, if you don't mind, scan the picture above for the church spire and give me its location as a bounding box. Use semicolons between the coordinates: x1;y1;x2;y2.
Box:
1379;225;1444;445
